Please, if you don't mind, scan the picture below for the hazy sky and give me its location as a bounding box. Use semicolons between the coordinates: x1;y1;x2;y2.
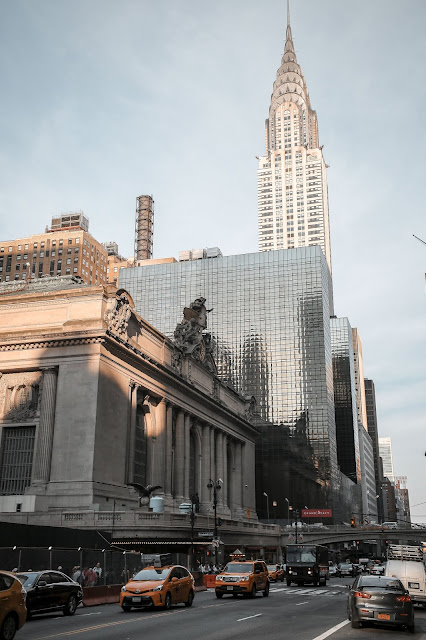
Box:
1;1;425;520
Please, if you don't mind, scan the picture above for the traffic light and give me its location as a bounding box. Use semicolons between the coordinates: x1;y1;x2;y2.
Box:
351;516;356;528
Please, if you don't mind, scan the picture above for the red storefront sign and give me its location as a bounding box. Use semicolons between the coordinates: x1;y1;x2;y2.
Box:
301;508;332;518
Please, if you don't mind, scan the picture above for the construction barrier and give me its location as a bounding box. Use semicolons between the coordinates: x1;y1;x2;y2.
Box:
82;584;122;606
203;574;216;588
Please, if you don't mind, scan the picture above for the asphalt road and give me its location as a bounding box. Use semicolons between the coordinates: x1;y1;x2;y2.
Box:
17;578;426;640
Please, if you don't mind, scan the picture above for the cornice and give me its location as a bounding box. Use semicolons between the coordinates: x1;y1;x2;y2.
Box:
0;333;105;351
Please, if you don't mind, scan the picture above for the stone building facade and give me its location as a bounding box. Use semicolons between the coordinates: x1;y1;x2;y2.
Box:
0;277;258;524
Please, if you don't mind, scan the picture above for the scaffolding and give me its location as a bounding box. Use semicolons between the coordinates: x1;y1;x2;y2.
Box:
135;195;154;261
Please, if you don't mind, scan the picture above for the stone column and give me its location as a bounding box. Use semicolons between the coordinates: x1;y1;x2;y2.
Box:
210;428;215;483
174;409;185;502
126;381;138;484
183;413;191;501
216;432;224;508
222;433;228;509
200;424;211;509
231;441;243;517
152;399;166;491
235;442;243;513
32;367;58;484
164;403;173;498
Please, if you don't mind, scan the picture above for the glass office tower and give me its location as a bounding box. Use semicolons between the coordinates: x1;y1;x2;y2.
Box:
121;246;344;520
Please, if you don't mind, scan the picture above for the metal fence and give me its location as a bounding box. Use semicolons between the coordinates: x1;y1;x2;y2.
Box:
0;548;187;586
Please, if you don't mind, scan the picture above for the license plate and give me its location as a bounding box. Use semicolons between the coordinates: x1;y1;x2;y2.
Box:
292;571;297;575
227;586;233;591
132;597;142;602
378;613;390;620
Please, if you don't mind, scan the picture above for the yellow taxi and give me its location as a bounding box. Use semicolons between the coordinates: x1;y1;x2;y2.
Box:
120;564;194;611
267;564;284;582
215;560;269;598
0;570;26;640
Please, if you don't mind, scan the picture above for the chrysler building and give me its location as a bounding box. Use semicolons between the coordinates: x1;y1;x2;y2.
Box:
258;4;332;272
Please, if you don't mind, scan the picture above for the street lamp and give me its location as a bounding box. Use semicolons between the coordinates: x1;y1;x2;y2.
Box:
207;479;222;566
263;492;270;522
293;509;300;543
272;501;278;524
285;497;290;524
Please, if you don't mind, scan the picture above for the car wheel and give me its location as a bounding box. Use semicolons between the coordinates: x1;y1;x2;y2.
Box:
263;582;269;597
63;594;78;616
121;605;131;612
407;624;415;633
164;592;172;610
281;576;284;582
185;590;194;607
286;579;291;586
1;613;17;640
250;583;257;598
215;591;223;599
232;593;238;598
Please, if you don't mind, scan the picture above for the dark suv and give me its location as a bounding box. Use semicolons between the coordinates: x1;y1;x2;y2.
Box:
16;571;83;618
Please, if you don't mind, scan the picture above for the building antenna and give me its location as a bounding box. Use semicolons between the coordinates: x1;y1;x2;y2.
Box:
287;0;291;27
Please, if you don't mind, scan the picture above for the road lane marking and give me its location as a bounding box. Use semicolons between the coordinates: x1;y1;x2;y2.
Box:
237;613;263;622
33;602;229;639
311;620;350;640
32;608;188;639
295;601;309;606
80;612;102;616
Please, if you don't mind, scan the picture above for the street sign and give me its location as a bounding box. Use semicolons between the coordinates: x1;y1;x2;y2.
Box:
301;508;332;518
197;531;214;538
212;539;220;548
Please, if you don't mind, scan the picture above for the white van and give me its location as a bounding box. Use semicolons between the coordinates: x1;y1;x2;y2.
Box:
385;545;426;605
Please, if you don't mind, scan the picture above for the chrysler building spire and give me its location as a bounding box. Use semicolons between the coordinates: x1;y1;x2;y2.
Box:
257;3;332;273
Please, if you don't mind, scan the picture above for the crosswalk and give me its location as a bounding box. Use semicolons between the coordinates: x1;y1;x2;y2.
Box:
269;586;344;597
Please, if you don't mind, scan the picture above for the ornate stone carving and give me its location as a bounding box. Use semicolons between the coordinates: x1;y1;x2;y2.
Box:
105;290;133;338
173;297;217;373
244;396;256;421
0;372;43;422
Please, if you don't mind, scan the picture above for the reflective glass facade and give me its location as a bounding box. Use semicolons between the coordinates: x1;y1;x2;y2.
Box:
121;246;343;520
330;317;361;485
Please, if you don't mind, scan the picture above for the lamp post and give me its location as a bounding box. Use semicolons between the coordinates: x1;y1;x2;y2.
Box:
207;479;222;566
263;492;270;522
285;497;290;524
293;509;300;543
272;500;278;524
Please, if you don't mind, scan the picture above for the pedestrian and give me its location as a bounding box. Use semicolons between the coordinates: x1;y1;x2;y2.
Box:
72;566;83;584
93;562;102;582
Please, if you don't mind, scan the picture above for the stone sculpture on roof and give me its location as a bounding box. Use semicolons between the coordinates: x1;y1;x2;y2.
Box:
173;297;216;373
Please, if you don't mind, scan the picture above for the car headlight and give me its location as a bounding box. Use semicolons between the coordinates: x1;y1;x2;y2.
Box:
240;576;249;581
152;585;163;592
121;586;127;592
216;575;223;581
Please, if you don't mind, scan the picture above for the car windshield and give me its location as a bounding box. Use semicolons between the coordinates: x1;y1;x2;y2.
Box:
287;546;316;563
267;566;276;571
132;568;170;581
16;573;38;587
360;577;403;591
224;563;253;573
340;564;352;568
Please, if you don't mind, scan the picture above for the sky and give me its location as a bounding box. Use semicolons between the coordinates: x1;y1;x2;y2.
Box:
0;0;425;521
